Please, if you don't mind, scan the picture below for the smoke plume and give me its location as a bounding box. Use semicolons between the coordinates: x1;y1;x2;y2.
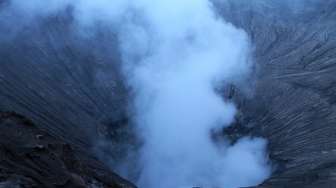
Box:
115;1;271;188
2;0;271;187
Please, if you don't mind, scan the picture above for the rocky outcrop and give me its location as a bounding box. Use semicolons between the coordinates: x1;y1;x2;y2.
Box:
0;111;135;188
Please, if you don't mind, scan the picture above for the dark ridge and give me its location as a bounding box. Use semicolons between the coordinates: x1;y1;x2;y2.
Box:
0;111;136;188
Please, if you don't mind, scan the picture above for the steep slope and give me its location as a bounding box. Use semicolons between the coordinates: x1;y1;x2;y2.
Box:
0;4;134;187
218;1;336;187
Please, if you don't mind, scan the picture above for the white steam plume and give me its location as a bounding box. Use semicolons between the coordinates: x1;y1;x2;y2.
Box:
5;0;271;187
115;1;271;188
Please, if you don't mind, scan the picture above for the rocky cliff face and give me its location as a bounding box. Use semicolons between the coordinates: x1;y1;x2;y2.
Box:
0;0;335;188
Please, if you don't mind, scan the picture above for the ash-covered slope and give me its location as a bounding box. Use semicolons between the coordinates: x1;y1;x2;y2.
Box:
0;3;135;187
0;0;335;188
218;1;336;187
